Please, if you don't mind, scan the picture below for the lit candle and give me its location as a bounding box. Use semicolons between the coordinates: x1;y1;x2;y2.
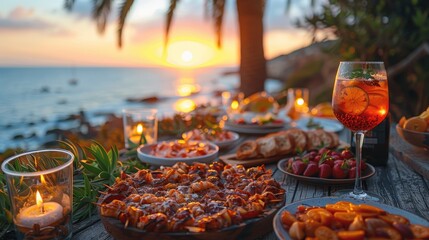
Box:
295;97;308;113
129;123;145;145
230;100;239;111
17;190;63;229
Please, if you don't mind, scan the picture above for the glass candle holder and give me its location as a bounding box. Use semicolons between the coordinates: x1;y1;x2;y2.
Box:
1;149;74;240
286;88;309;121
123;108;158;149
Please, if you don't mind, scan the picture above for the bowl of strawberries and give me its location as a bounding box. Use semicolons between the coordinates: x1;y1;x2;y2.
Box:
278;147;376;185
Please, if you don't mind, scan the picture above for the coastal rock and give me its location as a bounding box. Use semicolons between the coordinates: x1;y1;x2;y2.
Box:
126;95;164;103
12;134;24;140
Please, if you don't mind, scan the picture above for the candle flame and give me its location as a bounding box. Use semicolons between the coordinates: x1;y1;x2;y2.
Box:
40;175;46;184
296;98;305;106
231;100;239;110
36;190;43;209
137;124;143;134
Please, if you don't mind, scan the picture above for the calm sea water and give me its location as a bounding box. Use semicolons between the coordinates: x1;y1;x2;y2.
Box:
0;67;239;151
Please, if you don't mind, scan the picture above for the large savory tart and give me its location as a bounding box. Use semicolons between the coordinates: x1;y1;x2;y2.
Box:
99;162;285;233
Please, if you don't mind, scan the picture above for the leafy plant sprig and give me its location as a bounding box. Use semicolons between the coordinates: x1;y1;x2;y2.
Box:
60;140;146;222
350;69;375;80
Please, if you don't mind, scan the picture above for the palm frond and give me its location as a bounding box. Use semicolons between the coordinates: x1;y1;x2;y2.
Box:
118;0;135;48
164;0;179;54
212;0;226;48
64;0;75;11
285;0;292;13
93;0;113;34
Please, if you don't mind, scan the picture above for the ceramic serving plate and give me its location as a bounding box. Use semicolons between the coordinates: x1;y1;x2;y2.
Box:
137;141;219;166
295;117;344;132
224;122;287;134
211;131;240;149
273;197;429;240
277;158;375;185
98;195;285;240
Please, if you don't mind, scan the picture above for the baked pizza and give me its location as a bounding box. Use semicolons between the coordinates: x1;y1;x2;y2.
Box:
98;162;285;233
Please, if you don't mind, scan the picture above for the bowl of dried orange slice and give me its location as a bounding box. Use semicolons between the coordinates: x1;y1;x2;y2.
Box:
396;106;429;150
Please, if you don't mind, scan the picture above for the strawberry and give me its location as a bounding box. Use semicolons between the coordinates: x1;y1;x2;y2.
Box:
319;164;332;178
360;160;368;170
318;147;330;155
348;166;358;179
333;162;349;179
292;160;306;175
347;158;356;168
303;163;319;177
341;149;354;159
321;156;335;168
334;159;344;166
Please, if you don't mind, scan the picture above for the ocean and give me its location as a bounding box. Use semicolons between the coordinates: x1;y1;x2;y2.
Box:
0;67;241;151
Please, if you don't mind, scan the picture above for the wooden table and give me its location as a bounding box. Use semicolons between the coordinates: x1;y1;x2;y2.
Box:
71;126;429;239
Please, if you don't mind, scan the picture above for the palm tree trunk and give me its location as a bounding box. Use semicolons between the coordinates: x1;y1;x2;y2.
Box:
237;0;266;97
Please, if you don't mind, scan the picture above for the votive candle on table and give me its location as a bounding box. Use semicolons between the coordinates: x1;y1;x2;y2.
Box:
1;149;74;240
287;88;309;120
123;108;158;149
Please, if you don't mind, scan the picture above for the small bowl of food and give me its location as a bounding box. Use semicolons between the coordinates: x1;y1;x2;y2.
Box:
137;140;219;166
182;129;240;149
396;114;429;150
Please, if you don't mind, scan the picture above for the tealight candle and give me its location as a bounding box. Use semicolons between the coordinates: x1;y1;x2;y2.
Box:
295;97;308;113
17;190;63;229
123;109;158;149
129;123;145;145
1;149;73;240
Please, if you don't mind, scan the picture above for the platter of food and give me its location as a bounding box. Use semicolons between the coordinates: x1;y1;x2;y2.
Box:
277;147;375;185
182;129;240;149
137;140;218;166
278;158;375;185
98;162;286;240
219;128;341;167
273;197;429;240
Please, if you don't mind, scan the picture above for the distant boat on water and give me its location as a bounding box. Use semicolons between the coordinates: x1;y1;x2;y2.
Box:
69;66;78;85
68;78;78;85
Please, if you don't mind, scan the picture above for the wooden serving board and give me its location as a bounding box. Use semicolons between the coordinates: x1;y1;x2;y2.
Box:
219;153;291;167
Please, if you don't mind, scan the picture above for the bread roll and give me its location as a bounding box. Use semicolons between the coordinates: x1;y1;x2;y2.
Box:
306;130;323;149
287;129;308;152
272;132;295;155
256;137;278;158
236;141;259;159
315;129;335;148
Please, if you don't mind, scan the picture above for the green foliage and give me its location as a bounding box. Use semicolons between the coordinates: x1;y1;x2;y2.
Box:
60;140;142;222
301;0;429;119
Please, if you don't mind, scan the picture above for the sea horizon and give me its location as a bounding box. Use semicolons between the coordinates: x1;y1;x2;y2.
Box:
0;66;240;151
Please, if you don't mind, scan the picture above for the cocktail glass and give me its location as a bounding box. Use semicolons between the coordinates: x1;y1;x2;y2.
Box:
332;61;389;201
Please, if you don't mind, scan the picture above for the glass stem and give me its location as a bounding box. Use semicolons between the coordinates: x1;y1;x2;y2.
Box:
353;131;365;195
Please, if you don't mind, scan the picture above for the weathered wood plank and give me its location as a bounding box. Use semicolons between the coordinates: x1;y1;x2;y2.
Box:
70;130;429;240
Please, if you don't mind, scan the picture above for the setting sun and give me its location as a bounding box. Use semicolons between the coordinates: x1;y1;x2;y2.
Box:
181;50;193;62
166;41;214;68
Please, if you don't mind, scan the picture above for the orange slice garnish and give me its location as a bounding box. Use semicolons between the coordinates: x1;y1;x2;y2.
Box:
337;86;369;115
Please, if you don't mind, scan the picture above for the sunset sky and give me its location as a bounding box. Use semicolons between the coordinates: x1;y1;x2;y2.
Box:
0;0;318;67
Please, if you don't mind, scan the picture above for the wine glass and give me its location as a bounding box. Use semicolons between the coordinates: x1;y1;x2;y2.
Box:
332;61;389;201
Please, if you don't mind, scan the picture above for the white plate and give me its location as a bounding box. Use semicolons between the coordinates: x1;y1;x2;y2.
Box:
212;131;240;149
295;117;344;132
137;141;219;166
273;197;429;240
224;122;287;134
